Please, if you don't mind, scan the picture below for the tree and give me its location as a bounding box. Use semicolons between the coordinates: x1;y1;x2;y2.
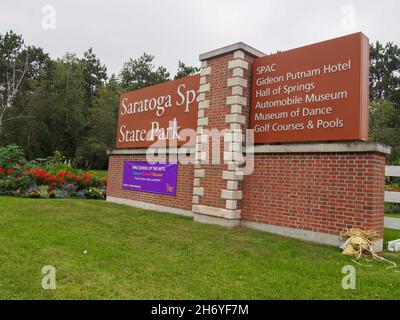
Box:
369;100;400;163
174;61;200;79
76;75;121;168
20;54;87;159
82;48;107;108
0;31;50;138
119;53;170;91
80;48;108;141
370;42;400;108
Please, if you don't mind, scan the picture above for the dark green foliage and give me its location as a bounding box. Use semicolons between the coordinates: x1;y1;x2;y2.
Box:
174;61;200;79
370;42;400;108
0;31;50;140
75;76;121;169
82;48;107;106
119;53;170;91
0;144;25;169
22;54;87;159
369;100;400;163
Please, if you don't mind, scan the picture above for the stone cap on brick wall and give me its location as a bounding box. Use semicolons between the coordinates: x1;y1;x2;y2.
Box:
107;147;195;155
246;142;391;155
108;143;391;156
199;42;265;61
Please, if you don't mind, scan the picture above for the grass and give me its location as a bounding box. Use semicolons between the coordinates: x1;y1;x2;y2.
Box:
0;196;399;300
386;213;400;219
87;169;108;179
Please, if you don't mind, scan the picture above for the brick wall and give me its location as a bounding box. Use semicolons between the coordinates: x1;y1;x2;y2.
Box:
241;152;386;237
107;155;194;211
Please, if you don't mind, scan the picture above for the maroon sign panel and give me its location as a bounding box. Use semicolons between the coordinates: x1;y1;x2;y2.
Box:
116;75;200;149
250;33;369;144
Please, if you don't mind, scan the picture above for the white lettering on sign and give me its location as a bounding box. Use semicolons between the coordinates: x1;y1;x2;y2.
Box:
176;84;197;112
120;85;197;118
256;64;277;74
119;119;183;144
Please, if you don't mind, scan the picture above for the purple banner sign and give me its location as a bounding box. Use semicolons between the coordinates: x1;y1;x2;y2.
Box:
122;161;178;196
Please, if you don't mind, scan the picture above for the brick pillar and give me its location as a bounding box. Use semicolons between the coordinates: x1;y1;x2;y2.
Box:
192;43;264;227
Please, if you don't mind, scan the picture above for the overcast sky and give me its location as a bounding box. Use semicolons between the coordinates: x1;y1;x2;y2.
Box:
1;0;399;77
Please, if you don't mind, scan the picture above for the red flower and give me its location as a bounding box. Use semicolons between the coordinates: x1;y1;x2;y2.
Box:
81;172;92;184
6;168;15;175
25;169;65;187
0;168;4;174
56;171;79;182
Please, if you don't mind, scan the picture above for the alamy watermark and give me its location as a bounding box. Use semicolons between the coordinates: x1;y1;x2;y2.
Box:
142;124;255;176
341;5;357;31
41;265;56;290
341;265;356;290
41;5;56;30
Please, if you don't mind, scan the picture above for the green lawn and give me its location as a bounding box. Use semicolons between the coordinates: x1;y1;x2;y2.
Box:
87;170;108;179
386;213;400;219
0;196;399;300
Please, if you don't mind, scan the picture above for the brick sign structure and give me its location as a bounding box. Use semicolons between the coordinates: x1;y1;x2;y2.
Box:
107;33;390;251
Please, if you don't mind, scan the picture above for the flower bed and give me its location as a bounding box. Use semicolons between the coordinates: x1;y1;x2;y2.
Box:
0;146;107;200
0;167;107;200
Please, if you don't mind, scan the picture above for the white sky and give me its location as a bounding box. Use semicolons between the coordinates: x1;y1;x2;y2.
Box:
1;0;399;76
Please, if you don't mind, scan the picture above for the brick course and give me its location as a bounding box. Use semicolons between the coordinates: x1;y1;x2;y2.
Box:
241;152;386;237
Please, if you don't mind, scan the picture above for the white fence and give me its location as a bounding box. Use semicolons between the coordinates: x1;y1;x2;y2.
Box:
385;166;400;203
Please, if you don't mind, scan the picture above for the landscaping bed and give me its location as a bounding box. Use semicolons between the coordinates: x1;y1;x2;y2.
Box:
0;145;106;200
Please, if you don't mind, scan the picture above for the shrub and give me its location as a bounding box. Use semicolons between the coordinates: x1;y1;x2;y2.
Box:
76;140;109;170
46;151;65;167
0;145;25;170
24;151;69;174
85;187;106;200
61;182;78;197
53;189;70;199
0;179;12;195
0;174;33;196
28;191;41;198
38;185;50;198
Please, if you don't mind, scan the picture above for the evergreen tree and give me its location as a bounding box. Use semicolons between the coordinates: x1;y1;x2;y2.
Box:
82;47;107;108
174;61;200;79
119;53;170;91
370;42;400;108
369;100;400;163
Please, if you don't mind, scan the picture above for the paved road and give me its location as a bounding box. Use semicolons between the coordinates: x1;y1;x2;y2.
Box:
385;217;400;230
